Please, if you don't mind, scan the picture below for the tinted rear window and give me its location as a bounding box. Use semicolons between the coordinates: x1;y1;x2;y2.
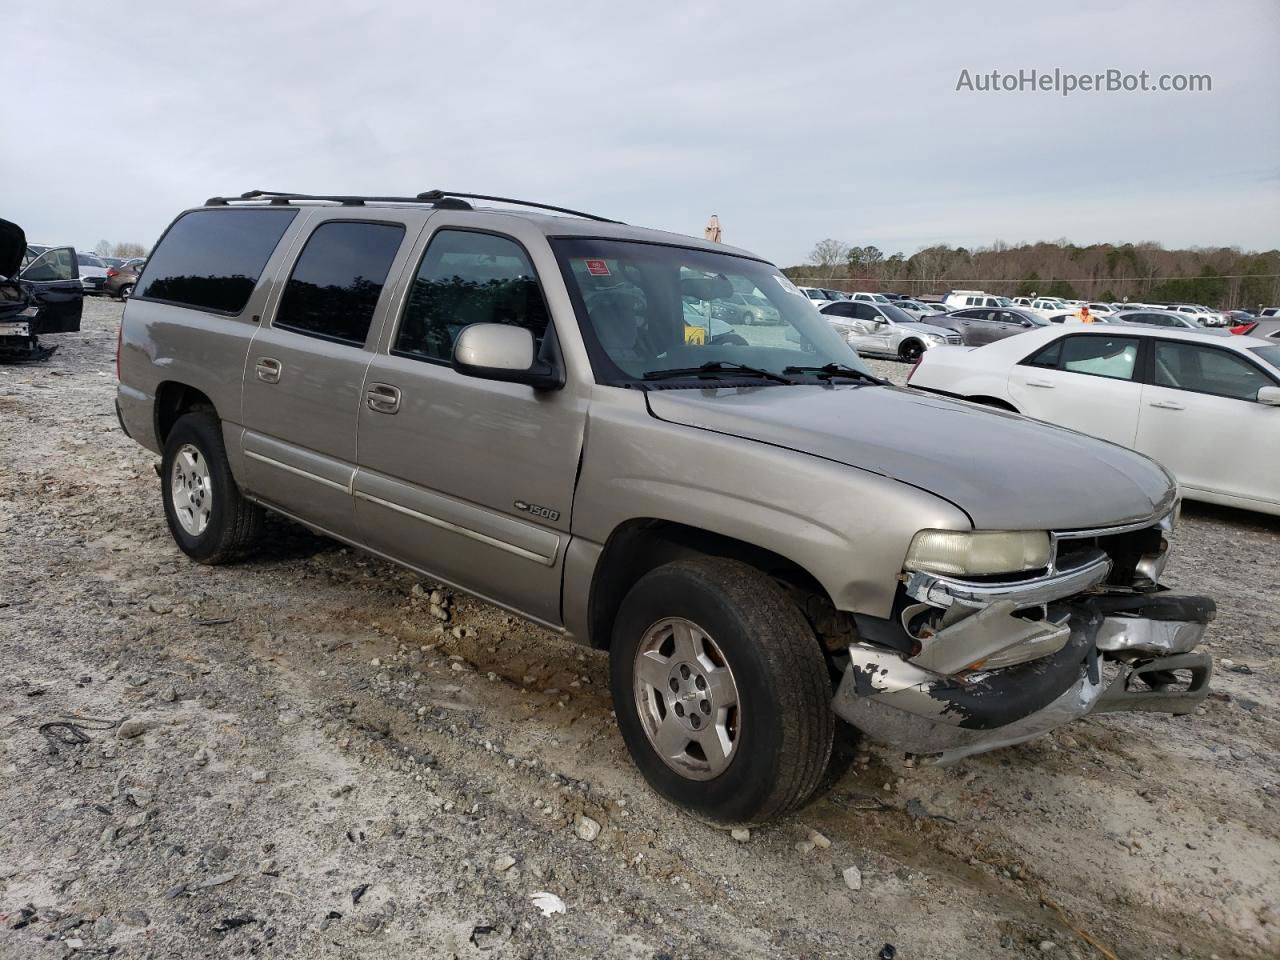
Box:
274;220;405;346
136;208;297;314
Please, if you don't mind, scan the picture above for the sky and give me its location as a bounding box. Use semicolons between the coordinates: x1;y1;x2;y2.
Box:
3;0;1277;266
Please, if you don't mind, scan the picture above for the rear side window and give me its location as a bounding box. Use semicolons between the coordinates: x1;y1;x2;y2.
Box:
137;208;297;314
274;221;405;346
393;230;550;363
1152;342;1275;400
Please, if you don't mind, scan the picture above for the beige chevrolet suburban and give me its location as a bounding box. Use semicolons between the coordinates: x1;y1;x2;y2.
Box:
116;190;1215;825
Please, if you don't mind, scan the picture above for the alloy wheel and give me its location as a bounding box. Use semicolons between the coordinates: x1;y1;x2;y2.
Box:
170;443;213;535
632;617;741;781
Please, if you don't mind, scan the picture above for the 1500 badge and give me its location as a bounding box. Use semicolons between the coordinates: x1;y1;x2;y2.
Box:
514;500;560;522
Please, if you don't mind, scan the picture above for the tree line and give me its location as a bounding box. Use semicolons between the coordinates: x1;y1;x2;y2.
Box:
786;239;1280;309
94;240;149;259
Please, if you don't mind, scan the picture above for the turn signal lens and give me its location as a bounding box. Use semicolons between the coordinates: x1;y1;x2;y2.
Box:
904;529;1051;577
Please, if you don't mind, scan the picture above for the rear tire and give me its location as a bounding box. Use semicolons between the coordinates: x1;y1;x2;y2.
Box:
610;557;834;825
119;283;134;300
161;410;263;564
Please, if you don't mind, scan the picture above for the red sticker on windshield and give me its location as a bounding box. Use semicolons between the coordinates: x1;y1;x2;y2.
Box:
584;259;610;276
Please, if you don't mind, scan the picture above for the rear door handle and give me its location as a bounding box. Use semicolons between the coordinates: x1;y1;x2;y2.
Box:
366;382;401;415
255;357;282;384
1026;379;1054;388
1149;400;1184;410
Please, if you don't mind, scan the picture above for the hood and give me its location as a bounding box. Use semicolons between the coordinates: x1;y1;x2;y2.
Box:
0;218;25;280
896;320;952;337
646;384;1175;530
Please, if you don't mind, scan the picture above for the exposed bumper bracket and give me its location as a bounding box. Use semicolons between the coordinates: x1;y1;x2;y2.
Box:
1094;652;1213;715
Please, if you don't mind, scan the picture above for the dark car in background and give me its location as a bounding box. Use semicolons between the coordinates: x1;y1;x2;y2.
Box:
105;259;146;299
923;306;1047;345
2;218;84;361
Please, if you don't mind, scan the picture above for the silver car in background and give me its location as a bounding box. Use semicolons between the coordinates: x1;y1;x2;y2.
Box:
1113;309;1232;336
820;299;961;361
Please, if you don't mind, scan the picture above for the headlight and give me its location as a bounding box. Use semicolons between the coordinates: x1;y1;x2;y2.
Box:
904;529;1051;577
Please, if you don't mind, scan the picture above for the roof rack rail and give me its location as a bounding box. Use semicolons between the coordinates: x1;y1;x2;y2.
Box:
415;190;621;224
203;190;474;209
203;189;620;223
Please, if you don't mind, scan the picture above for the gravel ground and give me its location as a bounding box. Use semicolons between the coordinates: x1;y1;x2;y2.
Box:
1;300;1277;960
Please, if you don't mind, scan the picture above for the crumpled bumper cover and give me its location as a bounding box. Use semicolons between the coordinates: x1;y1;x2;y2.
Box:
832;591;1215;764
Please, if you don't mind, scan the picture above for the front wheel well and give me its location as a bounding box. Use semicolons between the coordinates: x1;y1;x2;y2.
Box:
587;519;835;651
155;382;216;444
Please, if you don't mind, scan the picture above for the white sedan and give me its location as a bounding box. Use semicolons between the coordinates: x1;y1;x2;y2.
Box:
907;325;1280;516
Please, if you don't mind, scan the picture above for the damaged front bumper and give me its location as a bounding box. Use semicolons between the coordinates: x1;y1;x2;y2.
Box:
832;577;1215;764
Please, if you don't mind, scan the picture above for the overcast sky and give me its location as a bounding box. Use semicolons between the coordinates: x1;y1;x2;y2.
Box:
4;0;1277;265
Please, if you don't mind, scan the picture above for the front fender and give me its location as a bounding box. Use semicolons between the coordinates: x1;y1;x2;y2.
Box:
569;388;970;622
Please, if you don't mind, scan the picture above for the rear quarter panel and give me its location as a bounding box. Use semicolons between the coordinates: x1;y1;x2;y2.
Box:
116;210;313;462
909;345;1012;403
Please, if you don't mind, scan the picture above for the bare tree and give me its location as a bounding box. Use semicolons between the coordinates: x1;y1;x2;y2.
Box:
809;239;850;279
91;241;148;258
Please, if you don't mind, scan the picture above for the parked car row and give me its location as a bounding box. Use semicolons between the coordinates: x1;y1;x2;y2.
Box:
801;284;1266;329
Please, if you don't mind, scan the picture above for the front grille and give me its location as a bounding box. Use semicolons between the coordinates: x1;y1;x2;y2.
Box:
943;334;962;345
1054;519;1166;588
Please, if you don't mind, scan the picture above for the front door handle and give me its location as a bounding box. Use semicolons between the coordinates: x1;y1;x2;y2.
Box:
255;357;282;384
1026;379;1055;388
1149;400;1184;410
366;382;401;415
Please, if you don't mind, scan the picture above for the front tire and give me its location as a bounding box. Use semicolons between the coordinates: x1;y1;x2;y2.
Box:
899;339;924;362
610;558;834;825
161;410;263;564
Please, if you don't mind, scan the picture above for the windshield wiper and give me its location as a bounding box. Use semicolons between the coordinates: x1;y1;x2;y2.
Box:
783;363;887;385
642;361;794;385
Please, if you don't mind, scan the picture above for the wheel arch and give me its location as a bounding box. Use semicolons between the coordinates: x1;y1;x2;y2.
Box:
898;338;924;359
585;518;835;651
154;381;218;445
964;395;1018;412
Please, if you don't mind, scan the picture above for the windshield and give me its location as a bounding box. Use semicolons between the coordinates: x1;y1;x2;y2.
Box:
552;238;871;385
1019;312;1049;326
878;304;916;324
77;253;104;267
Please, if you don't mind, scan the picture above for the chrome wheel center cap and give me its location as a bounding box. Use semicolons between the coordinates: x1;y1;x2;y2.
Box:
667;661;713;731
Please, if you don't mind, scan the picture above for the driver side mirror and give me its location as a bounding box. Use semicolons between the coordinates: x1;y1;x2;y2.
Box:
452;323;564;391
1258;386;1280;406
